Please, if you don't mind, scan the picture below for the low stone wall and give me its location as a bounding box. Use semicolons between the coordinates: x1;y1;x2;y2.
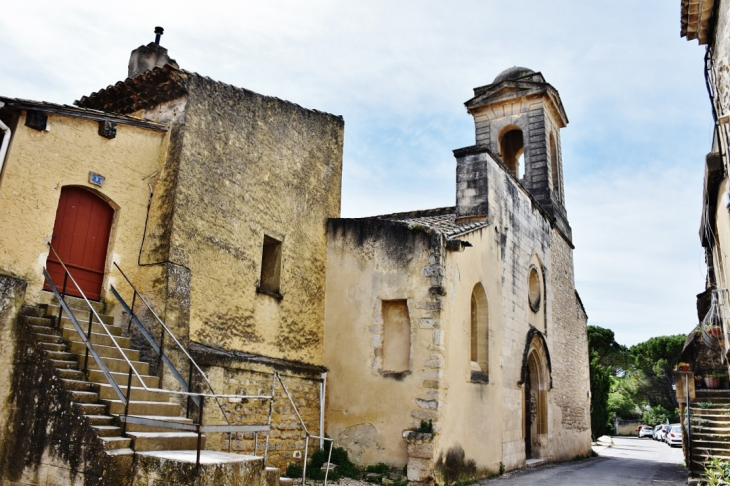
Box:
614;419;644;436
191;343;325;470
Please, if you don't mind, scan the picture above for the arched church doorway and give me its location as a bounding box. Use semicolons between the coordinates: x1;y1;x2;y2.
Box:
43;186;114;300
521;329;551;461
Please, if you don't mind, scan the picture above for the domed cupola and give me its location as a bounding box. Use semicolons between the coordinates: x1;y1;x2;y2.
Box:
491;66;536;84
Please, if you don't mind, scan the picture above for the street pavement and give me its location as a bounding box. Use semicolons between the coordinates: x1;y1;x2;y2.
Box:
479;436;687;485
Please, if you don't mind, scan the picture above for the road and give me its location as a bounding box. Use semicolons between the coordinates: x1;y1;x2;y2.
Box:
480;436;687;485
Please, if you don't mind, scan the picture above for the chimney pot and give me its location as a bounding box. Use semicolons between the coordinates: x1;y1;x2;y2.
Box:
154;26;164;45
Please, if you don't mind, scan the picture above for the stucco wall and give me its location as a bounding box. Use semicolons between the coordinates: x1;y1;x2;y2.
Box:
163;76;344;365
323;219;439;467
0;111;166;308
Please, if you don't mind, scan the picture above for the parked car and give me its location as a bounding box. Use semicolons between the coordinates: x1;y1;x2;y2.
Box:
657;424;672;442
666;425;683;447
653;425;663;440
638;425;654;438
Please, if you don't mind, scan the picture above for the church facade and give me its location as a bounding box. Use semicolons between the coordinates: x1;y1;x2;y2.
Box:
323;68;591;482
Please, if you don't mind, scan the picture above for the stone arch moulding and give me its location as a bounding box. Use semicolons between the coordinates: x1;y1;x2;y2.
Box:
517;327;553;389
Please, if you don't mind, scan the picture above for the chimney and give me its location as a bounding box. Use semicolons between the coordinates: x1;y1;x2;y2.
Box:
127;26;179;78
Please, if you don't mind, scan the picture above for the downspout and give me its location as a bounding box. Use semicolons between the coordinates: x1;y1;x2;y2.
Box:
320;371;327;450
0;102;11;183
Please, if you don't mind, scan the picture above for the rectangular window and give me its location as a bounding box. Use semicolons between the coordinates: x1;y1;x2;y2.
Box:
259;235;282;295
382;300;411;372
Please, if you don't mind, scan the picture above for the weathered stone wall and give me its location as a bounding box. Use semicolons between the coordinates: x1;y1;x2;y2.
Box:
546;230;591;460
0;111;166;309
712;0;730;122
162;75;344;366
192;345;324;470
323;219;441;468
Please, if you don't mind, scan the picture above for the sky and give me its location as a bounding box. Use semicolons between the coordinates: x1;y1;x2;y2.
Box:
0;1;713;346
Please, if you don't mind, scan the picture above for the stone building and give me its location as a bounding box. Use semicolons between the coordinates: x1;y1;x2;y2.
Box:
678;0;730;476
323;67;591;482
0;32;342;485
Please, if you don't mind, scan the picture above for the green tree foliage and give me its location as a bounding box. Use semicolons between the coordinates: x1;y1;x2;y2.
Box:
641;405;679;425
590;356;611;439
630;335;685;411
587;326;630;374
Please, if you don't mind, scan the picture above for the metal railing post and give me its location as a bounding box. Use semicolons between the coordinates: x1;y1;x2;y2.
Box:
122;368;133;435
58;271;69;327
264;372;276;466
687;373;692;475
197;395;205;468
127;291;137;333
83;310;94;372
302;435;309;486
157;328;166;387
187;360;194;419
324;439;333;486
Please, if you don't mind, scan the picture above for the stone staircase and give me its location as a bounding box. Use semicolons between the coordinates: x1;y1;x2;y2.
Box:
689;389;730;471
21;295;204;455
14;293;288;485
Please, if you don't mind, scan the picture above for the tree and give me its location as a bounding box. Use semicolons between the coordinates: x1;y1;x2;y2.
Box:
630;335;685;411
590;356;611;439
587;326;629;374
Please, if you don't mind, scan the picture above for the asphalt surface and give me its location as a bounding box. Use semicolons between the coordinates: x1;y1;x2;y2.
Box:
480;436;687;485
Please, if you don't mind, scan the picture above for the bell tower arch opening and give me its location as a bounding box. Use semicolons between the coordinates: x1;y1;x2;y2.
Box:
499;126;525;178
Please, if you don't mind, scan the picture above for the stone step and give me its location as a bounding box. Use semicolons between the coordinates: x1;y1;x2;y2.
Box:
96;383;171;402
50;359;78;370
690;408;730;415
63;328;130;348
74;402;107;415
119;415;195;433
61;318;122;337
280;477;295;486
100;436;132;451
35;332;64;344
23;316;56;328
103;400;180;417
66;390;100;403
61;379;95;392
21;305;46;318
73;354;150;375
46;350;74;361
30;325;59;335
40;342;67;352
127;432;205;452
41;293;105;313
69;341;139;361
266;467;280;486
692;440;730;450
87;369;160;388
46;304;114;325
92;425;122;437
106;447;134;457
56;368;85;380
85;415;117;426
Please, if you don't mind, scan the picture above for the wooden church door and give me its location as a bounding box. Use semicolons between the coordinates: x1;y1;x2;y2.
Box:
44;186;114;301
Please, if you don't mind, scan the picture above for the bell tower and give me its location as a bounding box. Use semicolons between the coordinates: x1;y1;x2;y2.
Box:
456;67;571;239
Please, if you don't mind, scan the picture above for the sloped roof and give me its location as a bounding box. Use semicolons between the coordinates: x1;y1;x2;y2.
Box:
681;0;715;45
372;207;489;238
0;96;167;131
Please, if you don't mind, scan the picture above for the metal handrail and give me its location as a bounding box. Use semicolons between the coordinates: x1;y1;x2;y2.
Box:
112;263;229;409
46;243;147;396
42;267;127;404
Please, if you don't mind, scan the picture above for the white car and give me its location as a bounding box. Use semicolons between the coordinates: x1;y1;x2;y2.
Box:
638;426;654;438
666;425;683;447
653;425;663;440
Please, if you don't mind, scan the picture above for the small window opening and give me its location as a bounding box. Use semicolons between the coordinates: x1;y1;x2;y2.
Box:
382;300;411;373
549;133;560;202
259;235;282;295
470;283;489;383
528;267;541;313
500;128;524;177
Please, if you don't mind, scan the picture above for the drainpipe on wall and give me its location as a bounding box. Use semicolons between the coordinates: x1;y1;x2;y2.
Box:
320;371;327;450
0;102;12;183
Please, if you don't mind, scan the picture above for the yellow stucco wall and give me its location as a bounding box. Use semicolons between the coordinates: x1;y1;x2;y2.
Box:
0;111;167;308
323;220;436;467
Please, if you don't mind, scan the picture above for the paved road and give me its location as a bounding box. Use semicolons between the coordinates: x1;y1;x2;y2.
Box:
480;436;686;485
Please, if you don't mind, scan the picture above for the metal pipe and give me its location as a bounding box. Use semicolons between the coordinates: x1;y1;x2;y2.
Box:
0;106;12;187
196;395;205;468
123;368;133;435
302;435;309;486
686;373;692;474
320;371;327;450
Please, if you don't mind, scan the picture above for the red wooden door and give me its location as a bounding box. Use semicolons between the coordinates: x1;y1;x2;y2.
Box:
44;187;114;300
